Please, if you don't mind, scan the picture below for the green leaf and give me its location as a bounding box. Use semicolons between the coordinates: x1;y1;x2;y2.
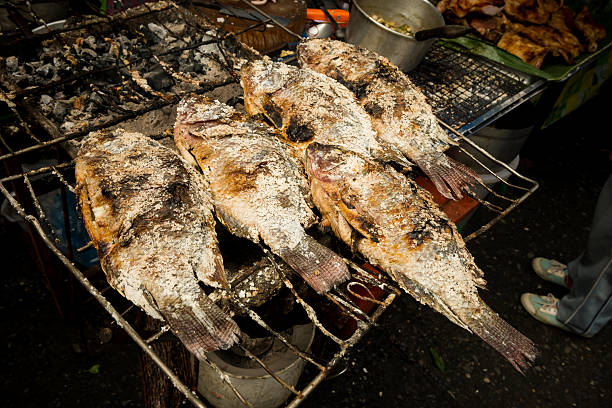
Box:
429;347;446;373
88;364;100;374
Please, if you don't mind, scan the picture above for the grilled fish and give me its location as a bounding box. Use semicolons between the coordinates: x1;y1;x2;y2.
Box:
174;96;350;293
75;129;240;358
306;142;538;372
297;39;480;200
240;58;410;167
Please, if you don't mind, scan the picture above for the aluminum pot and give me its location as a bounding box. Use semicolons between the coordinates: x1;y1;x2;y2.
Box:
346;0;447;72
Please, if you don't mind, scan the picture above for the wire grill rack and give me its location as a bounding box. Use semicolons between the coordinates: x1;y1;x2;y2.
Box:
0;1;540;407
409;43;547;134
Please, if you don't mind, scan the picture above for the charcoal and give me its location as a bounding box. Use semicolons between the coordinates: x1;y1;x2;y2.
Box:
99;55;117;65
80;48;98;59
5;56;19;71
25;62;40;74
89;92;104;105
60;121;75;133
84;36;97;49
53;101;69;121
147;23;167;42
144;68;173;91
166;22;186;36
179;62;196;73
85;102;98;113
40;95;53;105
36;63;55;78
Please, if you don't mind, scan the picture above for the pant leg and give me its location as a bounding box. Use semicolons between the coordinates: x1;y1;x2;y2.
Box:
557;174;612;337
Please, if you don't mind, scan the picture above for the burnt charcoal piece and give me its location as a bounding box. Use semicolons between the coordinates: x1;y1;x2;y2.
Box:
144;68;174;91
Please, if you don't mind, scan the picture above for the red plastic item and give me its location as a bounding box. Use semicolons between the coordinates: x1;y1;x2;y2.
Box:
306;8;350;28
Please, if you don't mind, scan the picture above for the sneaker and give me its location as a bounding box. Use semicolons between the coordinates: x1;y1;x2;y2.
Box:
531;257;571;288
520;293;572;332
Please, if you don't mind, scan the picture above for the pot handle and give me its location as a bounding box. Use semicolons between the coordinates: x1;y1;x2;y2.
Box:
414;25;472;41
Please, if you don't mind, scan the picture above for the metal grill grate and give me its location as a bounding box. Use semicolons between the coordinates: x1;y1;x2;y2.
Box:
409;43;545;134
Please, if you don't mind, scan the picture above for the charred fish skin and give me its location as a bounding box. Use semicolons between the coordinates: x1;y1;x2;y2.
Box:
297;39;480;200
306;142;538;372
75;129;240;358
239;58;408;166
174;96;350;293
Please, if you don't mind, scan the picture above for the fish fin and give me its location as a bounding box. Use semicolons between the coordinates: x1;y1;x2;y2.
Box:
463;302;539;374
144;288;240;359
417;154;482;200
280;235;351;293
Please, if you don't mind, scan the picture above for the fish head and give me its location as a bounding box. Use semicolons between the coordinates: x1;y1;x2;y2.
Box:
174;96;241;166
176;95;236;127
305;142;351;184
240;59;292;117
296;38;338;70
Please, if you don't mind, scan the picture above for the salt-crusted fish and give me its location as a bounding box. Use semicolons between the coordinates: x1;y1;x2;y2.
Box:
298;39;480;200
75;129;240;358
174;96;350;293
306;142;538;372
240;58;410;167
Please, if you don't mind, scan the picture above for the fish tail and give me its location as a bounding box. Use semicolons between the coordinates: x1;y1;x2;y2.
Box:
393;274;538;372
419;154;482;200
280;235;351;293
463;303;539;373
153;292;241;359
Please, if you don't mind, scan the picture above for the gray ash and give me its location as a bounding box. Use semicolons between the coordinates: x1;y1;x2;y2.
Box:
1;2;245;137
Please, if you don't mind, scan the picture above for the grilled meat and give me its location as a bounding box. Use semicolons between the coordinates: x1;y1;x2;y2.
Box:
504;0;551;25
174;96;350;293
548;6;577;34
439;0;606;68
497;31;550;68
575;6;607;53
297;39;480;200
239;58;408;167
508;21;582;64
438;0;504;18
306;142;539;372
75;129;239;358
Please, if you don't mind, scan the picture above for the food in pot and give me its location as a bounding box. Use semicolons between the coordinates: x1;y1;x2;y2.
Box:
298;39;480;200
174;96;350;293
370;14;414;35
75;129;240;358
306;142;539;372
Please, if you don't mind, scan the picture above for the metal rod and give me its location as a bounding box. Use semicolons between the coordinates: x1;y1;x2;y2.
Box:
464;179;539;242
199;354;253;407
237;0;302;40
51;166;76;193
285;292;397;408
324;291;374;324
238;344;303;397
276;266;346;347
230;298;326;371
145;325;171;344
22;174;61;246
